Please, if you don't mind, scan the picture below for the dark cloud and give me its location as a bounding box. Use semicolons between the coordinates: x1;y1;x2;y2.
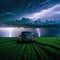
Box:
0;0;58;14
0;12;18;21
0;0;60;27
0;17;33;27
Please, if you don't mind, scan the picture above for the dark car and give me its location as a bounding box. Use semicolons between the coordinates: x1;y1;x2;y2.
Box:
19;31;34;42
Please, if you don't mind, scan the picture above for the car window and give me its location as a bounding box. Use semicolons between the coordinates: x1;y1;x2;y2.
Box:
21;32;32;36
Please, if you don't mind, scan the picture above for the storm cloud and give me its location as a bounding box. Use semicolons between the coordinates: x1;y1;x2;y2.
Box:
24;4;60;21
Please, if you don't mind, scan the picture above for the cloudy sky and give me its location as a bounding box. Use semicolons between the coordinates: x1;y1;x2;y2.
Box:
0;0;60;22
0;0;60;37
24;4;60;21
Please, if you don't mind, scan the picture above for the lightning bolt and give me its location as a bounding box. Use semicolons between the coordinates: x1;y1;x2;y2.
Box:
36;28;41;37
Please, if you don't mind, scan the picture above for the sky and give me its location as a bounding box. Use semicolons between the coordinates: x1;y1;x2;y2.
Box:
0;0;60;37
0;27;38;37
0;0;51;14
0;0;60;22
24;4;60;21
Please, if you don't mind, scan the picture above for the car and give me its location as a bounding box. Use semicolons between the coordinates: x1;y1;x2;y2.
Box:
19;31;34;42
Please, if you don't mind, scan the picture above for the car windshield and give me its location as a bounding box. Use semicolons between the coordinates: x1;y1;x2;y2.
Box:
21;32;32;36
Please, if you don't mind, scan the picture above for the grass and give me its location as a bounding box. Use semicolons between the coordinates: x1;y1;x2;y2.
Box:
0;37;60;60
34;37;60;48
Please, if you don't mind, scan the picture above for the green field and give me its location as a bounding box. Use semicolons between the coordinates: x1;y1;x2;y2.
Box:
0;37;60;60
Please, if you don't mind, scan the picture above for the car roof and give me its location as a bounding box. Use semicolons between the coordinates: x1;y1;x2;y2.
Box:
22;31;32;33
